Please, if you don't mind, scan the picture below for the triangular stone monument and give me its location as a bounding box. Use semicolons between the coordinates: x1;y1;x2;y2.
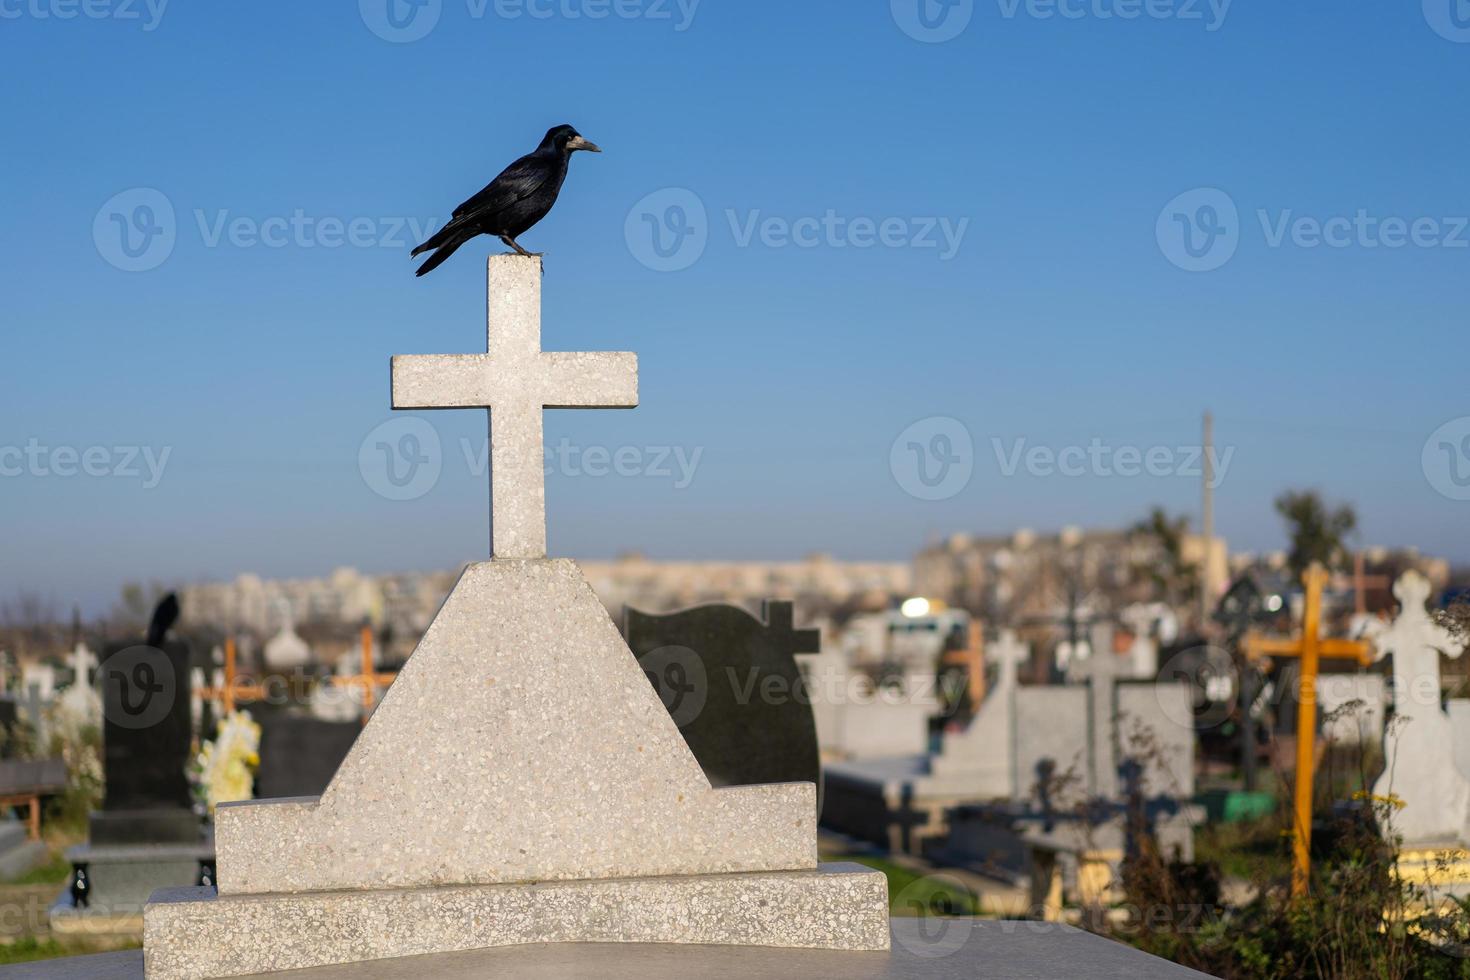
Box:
142;256;889;978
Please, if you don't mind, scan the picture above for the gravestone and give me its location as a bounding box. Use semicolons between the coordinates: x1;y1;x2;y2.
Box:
0;696;19;755
1066;625;1129;800
95;639;194;842
143;256;889;979
825;617;1199;896
253;706;360;799
928;629;1029;794
54;595;212;935
625;600;821;794
1369;572;1470;845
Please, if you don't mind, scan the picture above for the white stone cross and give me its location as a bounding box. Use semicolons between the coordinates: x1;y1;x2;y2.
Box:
68;641;98;689
1368;571;1470;844
392;256;639;559
1370;572;1462;717
987;629;1029;695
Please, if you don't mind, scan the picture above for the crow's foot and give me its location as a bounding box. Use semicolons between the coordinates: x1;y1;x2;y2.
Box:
499;236;542;258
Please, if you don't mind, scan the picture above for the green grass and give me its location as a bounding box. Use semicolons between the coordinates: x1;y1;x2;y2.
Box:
0;936;141;965
1196;824;1291;882
6;850;73;886
845;856;981;916
0;936;72;965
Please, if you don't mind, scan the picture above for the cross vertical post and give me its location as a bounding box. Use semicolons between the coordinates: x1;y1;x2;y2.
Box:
1245;563;1373;898
223;636;237;715
391;256;639;559
360;625;376;725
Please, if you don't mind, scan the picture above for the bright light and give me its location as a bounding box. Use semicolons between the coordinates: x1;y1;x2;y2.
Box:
1265;595;1284;613
900;597;931;618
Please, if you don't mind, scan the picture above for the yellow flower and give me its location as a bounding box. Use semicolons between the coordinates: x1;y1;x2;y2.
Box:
1352;790;1407;810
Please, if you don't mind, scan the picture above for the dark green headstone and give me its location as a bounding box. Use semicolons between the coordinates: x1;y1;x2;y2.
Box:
624;601;822;800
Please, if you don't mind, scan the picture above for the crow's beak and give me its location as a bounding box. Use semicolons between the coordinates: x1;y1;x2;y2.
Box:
567;136;602;153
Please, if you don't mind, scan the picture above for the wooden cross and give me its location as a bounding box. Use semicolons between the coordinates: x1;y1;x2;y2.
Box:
1244;563;1373;898
1352;551;1392;616
391;255;638;559
196;637;269;714
328;625;398;726
940;621;987;708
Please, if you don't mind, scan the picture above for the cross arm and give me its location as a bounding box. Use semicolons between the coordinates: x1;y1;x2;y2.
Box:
1244;633;1301;660
541;353;639;408
391;355;493;409
1319;639;1374;665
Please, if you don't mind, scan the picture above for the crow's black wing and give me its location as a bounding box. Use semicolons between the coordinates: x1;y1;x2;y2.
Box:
452;152;553;221
412;152;556;256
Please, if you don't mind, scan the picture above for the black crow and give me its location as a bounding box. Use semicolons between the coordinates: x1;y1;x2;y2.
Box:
146;593;180;649
411;124;602;277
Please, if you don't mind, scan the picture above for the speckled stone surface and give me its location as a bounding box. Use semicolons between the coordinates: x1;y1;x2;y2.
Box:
390;254;637;559
28;920;1222;980
211;560;816;895
142;864;889;979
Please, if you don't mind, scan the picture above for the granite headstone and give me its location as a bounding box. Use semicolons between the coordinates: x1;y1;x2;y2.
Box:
625;600;822;795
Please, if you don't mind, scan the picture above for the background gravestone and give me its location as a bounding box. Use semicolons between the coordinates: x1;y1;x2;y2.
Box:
95;640;196;842
54;595;212;931
253;706;360;799
625;600;821;797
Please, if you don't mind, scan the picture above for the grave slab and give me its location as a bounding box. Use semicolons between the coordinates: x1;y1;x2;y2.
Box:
145;864;887;979
20;920;1220;980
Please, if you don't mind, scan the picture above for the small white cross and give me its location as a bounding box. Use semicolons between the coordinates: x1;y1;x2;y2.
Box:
391;256;639;559
987;629;1029;694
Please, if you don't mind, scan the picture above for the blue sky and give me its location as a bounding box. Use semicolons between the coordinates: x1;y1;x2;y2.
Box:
3;0;1469;614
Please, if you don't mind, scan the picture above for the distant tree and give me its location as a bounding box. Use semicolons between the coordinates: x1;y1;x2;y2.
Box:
1131;507;1198;608
1275;490;1356;575
0;591;61;658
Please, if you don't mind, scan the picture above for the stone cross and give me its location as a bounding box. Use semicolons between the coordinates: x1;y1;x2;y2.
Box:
1369;571;1470;846
1068;623;1129;799
392;256;639;558
761;601;821;659
1120;604;1158;679
988;629;1028;696
67;642;98;690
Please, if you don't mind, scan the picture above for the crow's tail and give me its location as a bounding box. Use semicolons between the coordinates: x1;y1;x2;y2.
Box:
411;216;468;259
414;230;474;277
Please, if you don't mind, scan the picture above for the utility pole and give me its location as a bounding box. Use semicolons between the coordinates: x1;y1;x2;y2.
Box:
1201;411;1215;629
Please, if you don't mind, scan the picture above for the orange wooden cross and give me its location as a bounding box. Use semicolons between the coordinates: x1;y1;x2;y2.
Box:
1244;563;1373;898
197;637;270;714
328;626;397;726
939;621;987;710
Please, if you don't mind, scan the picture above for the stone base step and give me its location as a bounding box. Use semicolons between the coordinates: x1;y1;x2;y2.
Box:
144;863;890;979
